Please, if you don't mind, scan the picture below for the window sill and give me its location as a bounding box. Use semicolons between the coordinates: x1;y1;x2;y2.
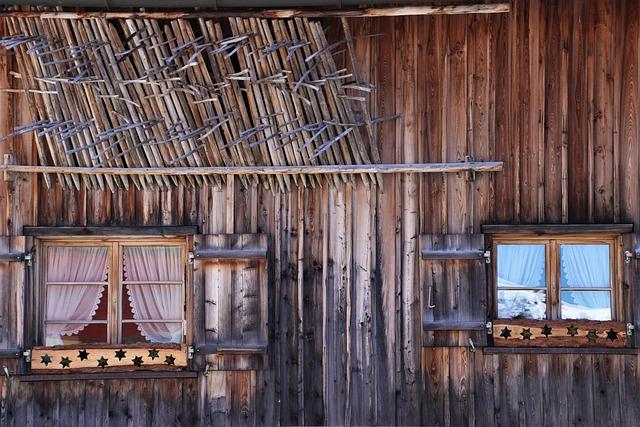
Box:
17;370;198;382
483;346;639;355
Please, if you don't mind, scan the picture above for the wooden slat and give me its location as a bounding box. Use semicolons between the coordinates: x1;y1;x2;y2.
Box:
423;321;487;331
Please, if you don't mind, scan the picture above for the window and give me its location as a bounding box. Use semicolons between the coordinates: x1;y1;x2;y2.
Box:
41;240;187;347
494;236;618;321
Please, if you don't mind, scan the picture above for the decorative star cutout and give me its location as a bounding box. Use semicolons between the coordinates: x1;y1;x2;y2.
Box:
148;349;160;360
40;354;52;366
97;356;109;368
115;349;127;360
60;357;71;368
500;327;512;339
520;328;533;340
567;324;578;337
78;349;90;361
541;324;553;337
132;356;144;367
165;354;176;365
606;329;619;342
586;329;598;342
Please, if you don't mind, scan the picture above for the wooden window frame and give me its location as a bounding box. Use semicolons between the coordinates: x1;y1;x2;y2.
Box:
491;234;623;321
36;236;191;348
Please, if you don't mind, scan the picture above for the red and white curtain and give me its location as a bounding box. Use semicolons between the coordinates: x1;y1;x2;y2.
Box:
123;246;183;343
45;246;109;345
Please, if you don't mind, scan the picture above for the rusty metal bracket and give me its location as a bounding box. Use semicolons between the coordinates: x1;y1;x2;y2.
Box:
464;155;476;182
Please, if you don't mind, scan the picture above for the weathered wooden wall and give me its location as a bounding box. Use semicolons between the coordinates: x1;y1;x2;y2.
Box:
1;0;640;425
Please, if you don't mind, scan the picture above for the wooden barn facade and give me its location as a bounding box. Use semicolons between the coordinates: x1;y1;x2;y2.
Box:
0;0;639;425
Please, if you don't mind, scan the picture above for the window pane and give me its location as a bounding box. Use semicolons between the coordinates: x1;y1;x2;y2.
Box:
122;322;182;344
497;289;546;319
122;246;184;344
561;290;612;320
497;244;546;288
45;323;107;346
560;244;610;288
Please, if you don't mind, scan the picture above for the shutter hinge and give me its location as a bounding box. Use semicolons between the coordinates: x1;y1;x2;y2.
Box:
23;253;33;267
187;346;194;360
188;251;195;265
486;321;493;334
22;349;31;363
483;250;491;264
627;323;635;336
624;250;634;264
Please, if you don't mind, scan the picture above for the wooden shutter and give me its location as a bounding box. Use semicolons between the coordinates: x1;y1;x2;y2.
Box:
193;234;268;370
420;234;488;347
0;236;29;363
623;232;637;347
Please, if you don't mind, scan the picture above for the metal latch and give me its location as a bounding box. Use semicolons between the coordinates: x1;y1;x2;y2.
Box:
485;321;493;334
483;250;491;264
22;349;31;363
625;250;634;264
188;251;195;265
627;323;635;336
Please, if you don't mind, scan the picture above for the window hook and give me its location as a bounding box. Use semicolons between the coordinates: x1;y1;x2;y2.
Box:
468;338;476;353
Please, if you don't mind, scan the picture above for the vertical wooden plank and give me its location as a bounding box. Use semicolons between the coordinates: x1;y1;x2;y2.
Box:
373;14;399;427
396;14;421;426
422;347;450;427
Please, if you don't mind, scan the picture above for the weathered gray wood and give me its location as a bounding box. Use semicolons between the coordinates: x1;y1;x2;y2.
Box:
194;248;267;260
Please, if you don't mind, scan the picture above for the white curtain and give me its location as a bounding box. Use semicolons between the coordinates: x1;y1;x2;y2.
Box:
46;246;108;345
560;244;611;318
123;246;183;343
497;244;546;288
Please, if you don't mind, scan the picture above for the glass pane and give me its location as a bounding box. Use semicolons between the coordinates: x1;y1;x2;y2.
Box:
497;244;546;288
497;289;547;319
45;323;107;346
46;285;108;322
122;322;182;344
560;244;610;288
561;290;612;320
122;284;183;321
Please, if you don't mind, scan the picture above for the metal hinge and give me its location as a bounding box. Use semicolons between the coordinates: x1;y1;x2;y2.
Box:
483;250;491;264
188;251;195;265
627;323;635;336
23;253;33;267
465;155;476;182
187;346;194;360
485;321;493;334
22;349;31;363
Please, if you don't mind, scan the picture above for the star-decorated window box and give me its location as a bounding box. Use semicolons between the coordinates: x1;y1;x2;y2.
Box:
491;319;629;348
31;343;188;373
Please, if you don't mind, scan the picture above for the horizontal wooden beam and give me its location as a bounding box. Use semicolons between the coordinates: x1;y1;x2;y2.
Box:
24;225;198;236
194;248;267;260
483;347;640;355
421;249;484;260
1;162;503;177
481;223;633;235
0;4;510;20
